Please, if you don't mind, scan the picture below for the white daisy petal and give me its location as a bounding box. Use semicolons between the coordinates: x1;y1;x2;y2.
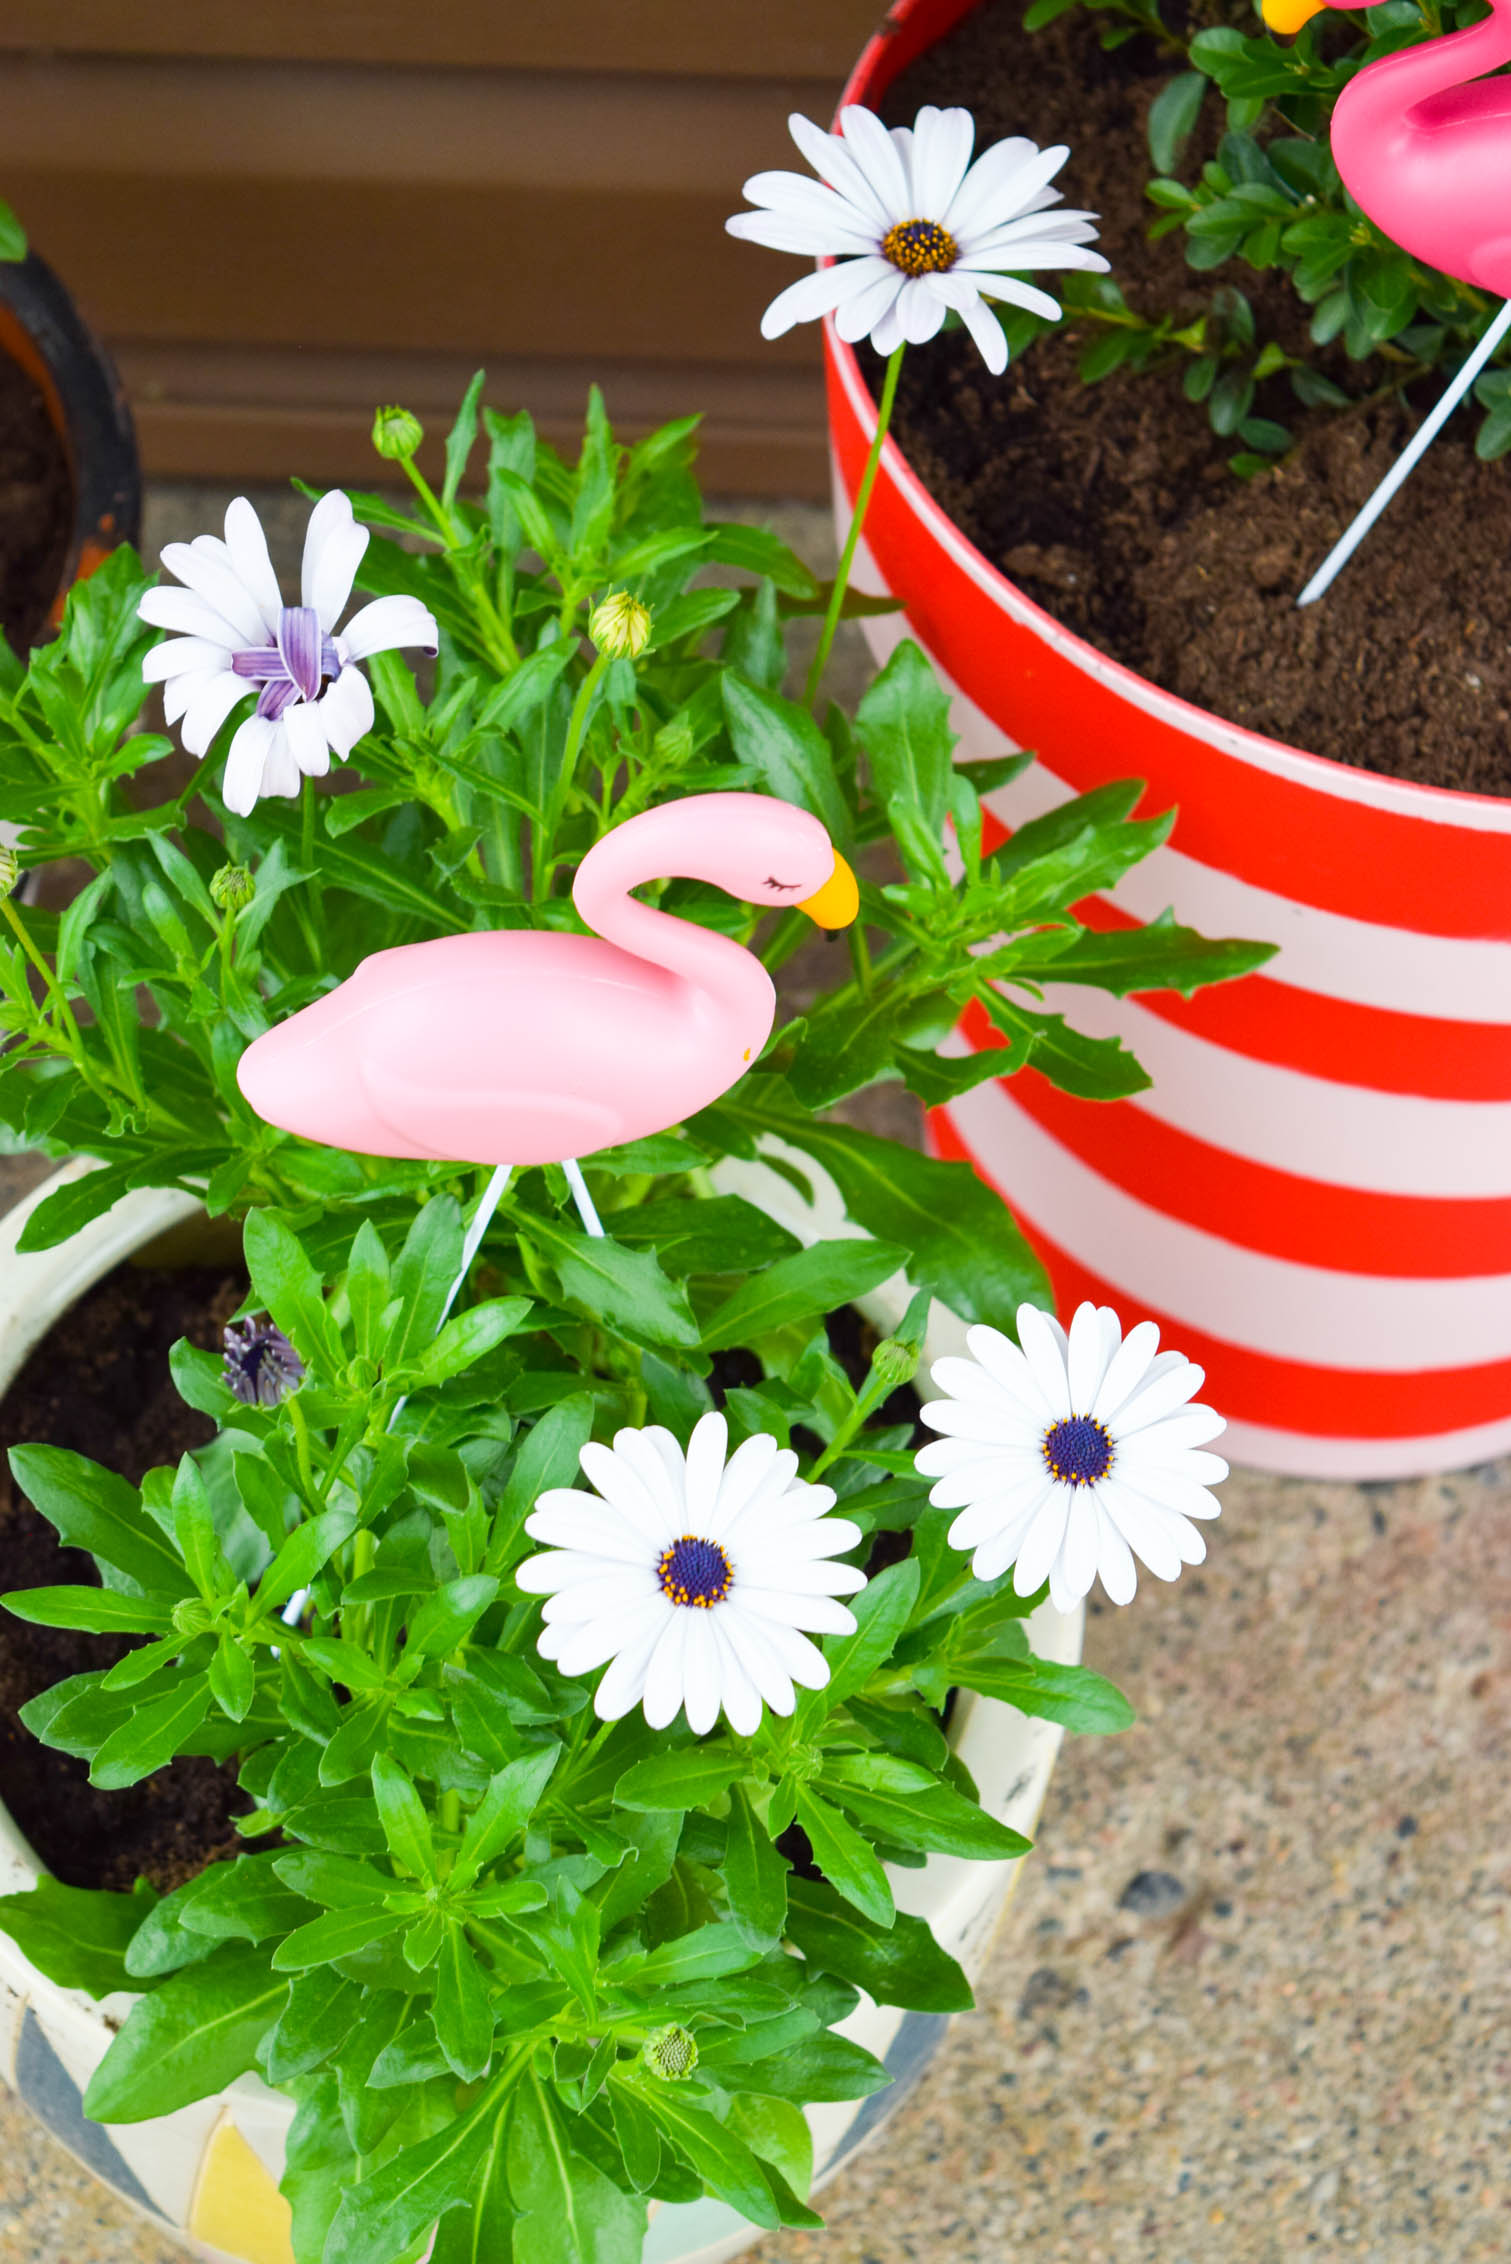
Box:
1066;1302;1120;1417
787;111;894;231
179;671;253;758
163;667;223;729
578;1440;676;1545
961;273;1066;323
1092;1499;1139;1606
735;1586;857;1637
1013;1488;1072;1598
726;208;865;258
911;105;976;220
708;1430;781;1537
138;585;244;648
1096;1477;1186;1582
895;275;948;345
338;593;440;662
737;170;882;251
142;635;234;685
837;104;914;223
221;713;275;817
932;279;1009;375
222;497;284;635
757;257;888;342
642;1612;693;1731
833;265;908;347
282;698;331;780
1091;1319;1163;1422
159;541;268;645
301;490;370;631
316;665;375;762
261;727;303;802
1015;1304;1073;1419
683;1411;730;1531
963;1323;1057;1421
1113;1359;1207;1436
1117;1406;1227;1458
720;1611;797;1717
593;1603;674;1721
943;133;1040;236
682;1616;722;1736
1056;1488;1101;1606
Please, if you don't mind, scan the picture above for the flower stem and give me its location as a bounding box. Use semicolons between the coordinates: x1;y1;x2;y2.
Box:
803;342;905;714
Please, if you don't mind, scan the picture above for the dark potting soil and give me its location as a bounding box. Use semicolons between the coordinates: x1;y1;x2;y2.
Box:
0;346;72;656
873;0;1511;796
0;1258;250;1890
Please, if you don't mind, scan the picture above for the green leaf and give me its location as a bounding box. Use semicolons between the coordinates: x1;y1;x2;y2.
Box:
242;1208;342;1374
1148;70;1206;172
2;1586;173;1634
401;1296;533;1386
703;523;820;601
510;2071;645;2264
792;1787;894;1927
733;1104;1052;1330
443;369;487;511
521;1210;698;1349
13;1163;139;1253
434;1924;495;2082
371;1753;437;1885
721;673;850;849
826;1776;1031;1863
626;2071;787;2229
628;1923;765;1988
83;1944;287;2121
717;2029;891;2104
453;1746;561;1888
178;1854;314;1945
725;1784;788;1946
7;1445;191;1597
257;1504;360;1617
700;1236;907;1351
612;1743;745;1813
488;1394;594;1572
947;1654;1135;1733
403;1573;501;1662
273;1906;411;1971
0;200;28;262
91;1675;214;1789
0;1876;156;1997
785;1879;972;2013
854;639;953;847
1026;908;1276;995
324;2069;513;2264
796;1557;919;1733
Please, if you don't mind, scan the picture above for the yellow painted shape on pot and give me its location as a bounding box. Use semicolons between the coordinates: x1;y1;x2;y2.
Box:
188;2114;296;2264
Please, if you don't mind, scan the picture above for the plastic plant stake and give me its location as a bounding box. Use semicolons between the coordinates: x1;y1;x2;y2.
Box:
1297;301;1511;606
1265;0;1511;602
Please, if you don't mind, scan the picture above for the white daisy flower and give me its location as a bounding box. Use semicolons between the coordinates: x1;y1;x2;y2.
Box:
915;1302;1228;1612
138;491;438;818
516;1412;867;1737
727;103;1109;374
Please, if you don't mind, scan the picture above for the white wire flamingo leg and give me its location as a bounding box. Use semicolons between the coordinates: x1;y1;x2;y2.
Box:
1298;299;1511;605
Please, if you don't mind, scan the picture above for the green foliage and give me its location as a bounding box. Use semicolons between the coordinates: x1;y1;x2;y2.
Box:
0;380;1259;2263
1028;0;1511;465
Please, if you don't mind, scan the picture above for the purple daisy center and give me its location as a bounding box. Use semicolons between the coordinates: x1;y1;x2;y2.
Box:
232;605;342;720
1042;1414;1113;1488
656;1535;733;1609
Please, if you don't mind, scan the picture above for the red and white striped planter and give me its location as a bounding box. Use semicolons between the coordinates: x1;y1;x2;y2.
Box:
830;0;1511;1480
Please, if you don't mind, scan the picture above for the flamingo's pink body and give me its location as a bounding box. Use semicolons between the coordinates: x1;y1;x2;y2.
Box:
1270;0;1511;291
235;793;855;1165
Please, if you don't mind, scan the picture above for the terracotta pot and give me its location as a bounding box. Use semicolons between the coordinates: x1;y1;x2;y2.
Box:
0;248;140;630
827;0;1511;1481
0;1157;1082;2264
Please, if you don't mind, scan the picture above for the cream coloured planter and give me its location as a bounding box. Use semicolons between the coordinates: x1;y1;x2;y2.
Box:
0;1159;1082;2264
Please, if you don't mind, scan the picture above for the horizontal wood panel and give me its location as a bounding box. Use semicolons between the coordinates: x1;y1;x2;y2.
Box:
0;0;886;77
1;57;822;360
115;342;831;500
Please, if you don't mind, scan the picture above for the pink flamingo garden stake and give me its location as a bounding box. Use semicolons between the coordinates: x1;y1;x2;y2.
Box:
1266;0;1511;602
238;786;856;1261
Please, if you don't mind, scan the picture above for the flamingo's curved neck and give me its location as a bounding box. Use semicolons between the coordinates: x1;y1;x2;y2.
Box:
1340;0;1511;140
573;857;774;1032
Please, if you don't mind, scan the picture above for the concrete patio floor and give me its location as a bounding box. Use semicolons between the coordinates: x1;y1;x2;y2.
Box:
0;492;1507;2263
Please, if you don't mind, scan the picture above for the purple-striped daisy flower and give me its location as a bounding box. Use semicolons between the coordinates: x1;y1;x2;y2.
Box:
138;492;437;817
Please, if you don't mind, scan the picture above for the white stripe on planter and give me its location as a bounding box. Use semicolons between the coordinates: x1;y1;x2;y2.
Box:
1221;1407;1511;1481
850;580;1511;1025
1016;986;1511;1197
946;1076;1511;1366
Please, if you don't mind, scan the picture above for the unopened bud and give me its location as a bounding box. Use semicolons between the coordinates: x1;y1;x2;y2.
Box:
0;842;18;895
372;404;424;462
870;1334;919;1393
210;863;255;914
642;2024;698;2081
590;590;652;662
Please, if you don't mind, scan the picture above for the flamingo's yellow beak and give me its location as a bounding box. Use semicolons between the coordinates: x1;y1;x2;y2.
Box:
797;851;859;929
1262;0;1324;32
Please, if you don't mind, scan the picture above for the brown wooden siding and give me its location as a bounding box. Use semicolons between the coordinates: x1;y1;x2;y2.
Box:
0;5;889;497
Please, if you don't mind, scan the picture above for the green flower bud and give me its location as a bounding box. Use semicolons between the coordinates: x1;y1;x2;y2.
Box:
590;590;652;662
870;1334;919;1394
641;2024;698;2081
0;842;18;896
210;863;255;914
172;1598;214;1638
372;404;425;462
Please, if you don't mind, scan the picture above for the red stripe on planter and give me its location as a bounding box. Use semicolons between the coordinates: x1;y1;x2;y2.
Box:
955;1014;1511;1277
931;1112;1511;1439
974;809;1511;1100
826;338;1511;941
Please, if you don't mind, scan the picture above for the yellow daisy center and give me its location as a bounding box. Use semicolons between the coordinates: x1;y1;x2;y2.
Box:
881;218;959;277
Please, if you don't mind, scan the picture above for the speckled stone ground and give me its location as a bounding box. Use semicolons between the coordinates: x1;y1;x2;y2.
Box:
3;499;1509;2259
